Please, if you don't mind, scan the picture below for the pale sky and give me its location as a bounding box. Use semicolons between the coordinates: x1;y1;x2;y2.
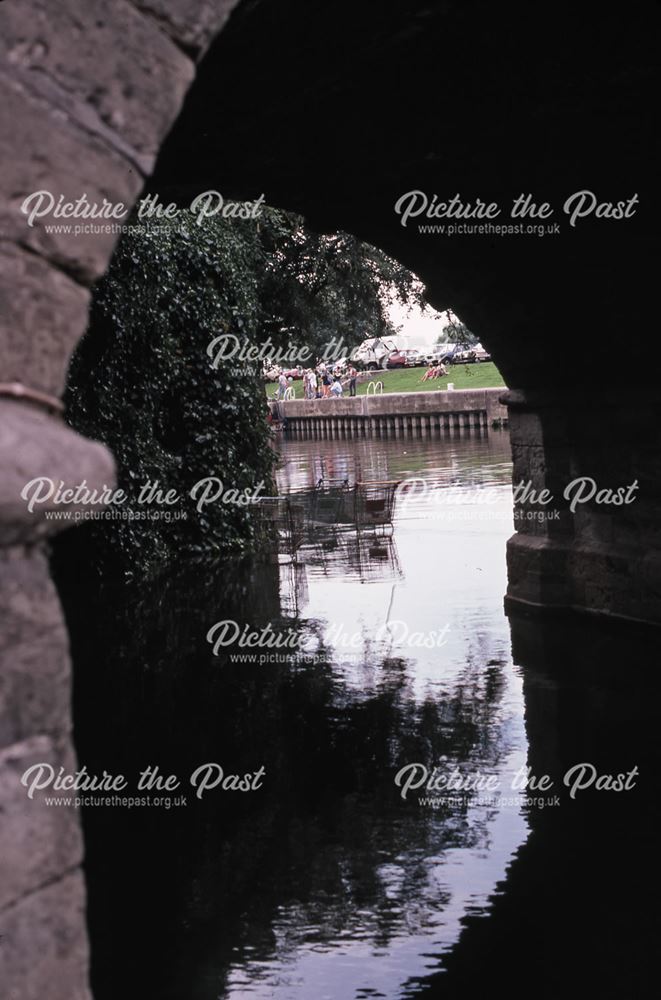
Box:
388;302;461;350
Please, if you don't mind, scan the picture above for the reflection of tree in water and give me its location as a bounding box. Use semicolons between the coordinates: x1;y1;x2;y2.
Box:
194;644;512;999
52;551;516;1000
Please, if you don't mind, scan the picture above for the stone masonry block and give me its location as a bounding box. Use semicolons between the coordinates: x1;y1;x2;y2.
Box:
0;243;90;397
0;0;195;167
0;401;116;546
0;74;143;282
0;546;72;750
0;735;84;910
0;870;91;1000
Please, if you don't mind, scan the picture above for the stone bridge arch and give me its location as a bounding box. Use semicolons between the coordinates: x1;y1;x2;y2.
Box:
0;2;658;997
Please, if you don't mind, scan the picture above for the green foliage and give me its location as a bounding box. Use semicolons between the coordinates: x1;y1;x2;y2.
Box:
65;207;421;577
260;222;424;355
434;312;477;347
65;216;273;577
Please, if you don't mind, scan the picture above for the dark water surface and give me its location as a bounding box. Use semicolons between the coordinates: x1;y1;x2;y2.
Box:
53;430;659;1000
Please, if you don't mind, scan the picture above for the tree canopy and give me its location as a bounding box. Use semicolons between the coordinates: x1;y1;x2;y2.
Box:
64;205;424;576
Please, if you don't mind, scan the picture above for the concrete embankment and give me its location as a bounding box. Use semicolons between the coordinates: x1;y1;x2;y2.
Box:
278;388;508;439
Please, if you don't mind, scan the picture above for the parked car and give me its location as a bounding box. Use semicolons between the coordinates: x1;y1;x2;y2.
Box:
425;343;457;365
389;349;425;368
386;350;408;369
452;348;477;364
451;343;491;364
403;349;427;367
282;365;305;379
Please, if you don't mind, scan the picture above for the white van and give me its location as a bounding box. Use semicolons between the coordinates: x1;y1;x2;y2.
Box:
351;337;399;370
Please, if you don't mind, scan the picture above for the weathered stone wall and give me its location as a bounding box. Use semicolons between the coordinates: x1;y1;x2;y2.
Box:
505;390;661;624
280;387;508;422
0;3;238;997
279;387;509;439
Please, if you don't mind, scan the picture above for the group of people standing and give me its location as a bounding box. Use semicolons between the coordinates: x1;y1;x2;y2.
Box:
303;362;359;399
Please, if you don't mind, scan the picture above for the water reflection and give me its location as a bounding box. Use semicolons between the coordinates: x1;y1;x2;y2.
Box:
53;431;530;1000
51;429;659;999
221;434;526;998
273;433;512;496
273;435;514;700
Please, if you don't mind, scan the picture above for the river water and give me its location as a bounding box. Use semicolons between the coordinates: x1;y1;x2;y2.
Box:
53;429;658;1000
222;431;524;999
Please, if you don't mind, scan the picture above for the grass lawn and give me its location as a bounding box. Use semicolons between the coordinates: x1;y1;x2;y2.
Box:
265;362;506;399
